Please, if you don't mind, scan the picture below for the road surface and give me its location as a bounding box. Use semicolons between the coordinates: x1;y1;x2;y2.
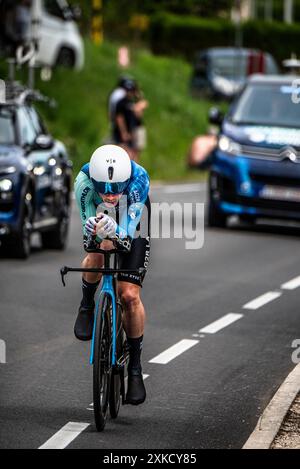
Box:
1;183;299;449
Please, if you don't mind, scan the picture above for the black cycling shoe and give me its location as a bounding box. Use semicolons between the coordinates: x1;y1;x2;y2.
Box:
126;369;146;405
74;305;95;341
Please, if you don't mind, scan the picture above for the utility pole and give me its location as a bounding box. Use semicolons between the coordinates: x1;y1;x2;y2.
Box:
249;0;256;19
0;80;5;104
284;0;294;24
91;0;103;45
240;0;256;20
233;0;243;48
265;0;273;21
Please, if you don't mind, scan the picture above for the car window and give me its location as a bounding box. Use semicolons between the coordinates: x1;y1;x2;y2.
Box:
231;83;300;128
265;55;279;75
211;54;247;79
18;107;37;147
26;106;46;135
44;0;64;19
0;109;15;145
44;0;72;20
194;56;208;79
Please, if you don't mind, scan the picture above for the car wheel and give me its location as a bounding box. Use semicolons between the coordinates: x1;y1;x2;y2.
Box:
9;192;33;259
239;214;256;226
207;193;227;228
56;47;75;68
41;190;70;250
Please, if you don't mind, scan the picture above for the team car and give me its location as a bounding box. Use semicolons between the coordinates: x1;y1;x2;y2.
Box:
0;83;72;258
207;75;300;227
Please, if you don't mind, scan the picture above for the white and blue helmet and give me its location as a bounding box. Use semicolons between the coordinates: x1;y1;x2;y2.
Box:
89;145;132;194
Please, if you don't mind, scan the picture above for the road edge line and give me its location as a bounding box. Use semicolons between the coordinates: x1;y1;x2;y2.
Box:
243;362;300;449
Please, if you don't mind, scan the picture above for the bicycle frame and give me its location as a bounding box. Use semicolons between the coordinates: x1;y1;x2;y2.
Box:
90;273;117;366
60;249;145;369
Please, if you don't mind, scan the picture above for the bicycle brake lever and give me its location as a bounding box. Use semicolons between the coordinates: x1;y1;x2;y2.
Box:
60;266;68;287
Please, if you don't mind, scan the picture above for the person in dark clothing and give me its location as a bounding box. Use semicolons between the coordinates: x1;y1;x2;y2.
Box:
113;78;148;162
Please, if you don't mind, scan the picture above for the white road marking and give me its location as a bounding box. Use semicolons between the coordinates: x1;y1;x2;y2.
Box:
281;275;300;291
243;291;282;310
199;313;244;334
149;339;199;365
163;184;205;194
39;422;90;449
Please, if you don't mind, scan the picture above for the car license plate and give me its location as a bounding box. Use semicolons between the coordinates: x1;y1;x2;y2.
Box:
260;185;300;202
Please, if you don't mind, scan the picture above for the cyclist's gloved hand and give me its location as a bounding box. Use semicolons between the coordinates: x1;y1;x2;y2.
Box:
96;214;117;238
85;216;99;235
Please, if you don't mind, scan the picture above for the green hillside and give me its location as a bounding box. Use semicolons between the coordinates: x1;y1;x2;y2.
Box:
3;40;217;181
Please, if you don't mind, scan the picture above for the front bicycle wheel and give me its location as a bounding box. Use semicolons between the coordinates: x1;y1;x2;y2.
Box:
109;302;125;419
93;293;112;432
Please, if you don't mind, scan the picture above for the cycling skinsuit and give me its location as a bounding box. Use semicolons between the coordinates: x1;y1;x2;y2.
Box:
74;160;151;286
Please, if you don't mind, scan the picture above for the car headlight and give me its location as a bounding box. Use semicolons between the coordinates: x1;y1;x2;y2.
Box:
0;166;16;175
0;179;13;192
33;165;46;176
48;157;57;167
218;136;241;156
212;76;235;97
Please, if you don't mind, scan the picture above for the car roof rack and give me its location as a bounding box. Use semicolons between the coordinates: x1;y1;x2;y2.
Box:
1;53;56;108
3;81;56;107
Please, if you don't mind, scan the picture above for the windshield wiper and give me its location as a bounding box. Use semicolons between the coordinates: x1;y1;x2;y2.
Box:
232;120;300;129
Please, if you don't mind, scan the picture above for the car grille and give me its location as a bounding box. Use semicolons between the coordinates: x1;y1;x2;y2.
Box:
250;173;300;188
0;200;14;212
225;194;300;212
241;144;300;162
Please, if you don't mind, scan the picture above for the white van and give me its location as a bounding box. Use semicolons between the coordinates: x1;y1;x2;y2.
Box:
32;0;84;69
0;0;84;69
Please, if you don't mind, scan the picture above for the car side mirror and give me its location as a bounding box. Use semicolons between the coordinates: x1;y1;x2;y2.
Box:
71;5;82;21
208;107;224;126
34;134;54;150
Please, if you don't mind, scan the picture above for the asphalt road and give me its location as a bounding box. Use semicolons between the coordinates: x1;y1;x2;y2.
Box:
1;182;300;449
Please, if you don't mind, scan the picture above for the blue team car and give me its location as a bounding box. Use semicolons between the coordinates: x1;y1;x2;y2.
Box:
207;75;300;227
0;85;72;258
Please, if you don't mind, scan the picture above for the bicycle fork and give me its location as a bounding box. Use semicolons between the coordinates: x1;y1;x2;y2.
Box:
89;275;117;366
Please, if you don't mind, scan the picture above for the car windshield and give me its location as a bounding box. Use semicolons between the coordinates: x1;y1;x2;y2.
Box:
211;55;247;79
0;109;15;145
231;83;300;128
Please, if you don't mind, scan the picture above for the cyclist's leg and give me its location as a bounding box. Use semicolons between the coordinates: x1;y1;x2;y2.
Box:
74;252;103;341
117;198;151;404
118;281;145;343
118;281;147;405
82;252;103;284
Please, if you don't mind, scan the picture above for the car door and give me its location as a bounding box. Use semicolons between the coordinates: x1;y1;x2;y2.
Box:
36;0;67;67
18;106;52;220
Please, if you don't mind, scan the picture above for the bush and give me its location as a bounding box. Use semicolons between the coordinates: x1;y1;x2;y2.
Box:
150;13;235;60
150;12;300;64
27;40;217;182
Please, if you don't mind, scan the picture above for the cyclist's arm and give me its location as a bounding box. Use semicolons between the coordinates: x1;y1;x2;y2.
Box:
74;171;96;233
114;173;150;250
74;171;104;250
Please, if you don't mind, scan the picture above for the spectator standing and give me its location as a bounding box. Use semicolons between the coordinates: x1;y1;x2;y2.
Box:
108;76;128;123
113;78;148;162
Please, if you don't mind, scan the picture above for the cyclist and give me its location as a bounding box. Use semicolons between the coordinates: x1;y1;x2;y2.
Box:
74;145;151;406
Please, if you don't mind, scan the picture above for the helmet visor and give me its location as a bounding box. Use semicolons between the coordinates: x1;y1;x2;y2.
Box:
92;179;129;195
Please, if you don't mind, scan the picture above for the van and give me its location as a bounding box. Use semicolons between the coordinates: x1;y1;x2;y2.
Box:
0;0;84;69
191;47;278;100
